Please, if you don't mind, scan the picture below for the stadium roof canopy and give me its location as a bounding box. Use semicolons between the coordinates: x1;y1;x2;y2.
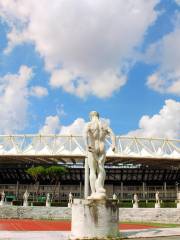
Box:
0;135;179;167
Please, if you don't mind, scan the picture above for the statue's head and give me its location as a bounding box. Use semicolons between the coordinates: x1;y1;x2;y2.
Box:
89;111;99;120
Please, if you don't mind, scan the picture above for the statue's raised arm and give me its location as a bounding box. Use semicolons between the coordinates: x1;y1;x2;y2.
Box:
107;126;116;152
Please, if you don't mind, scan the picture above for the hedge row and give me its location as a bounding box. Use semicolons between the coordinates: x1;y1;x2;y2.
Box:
118;200;176;208
12;200;67;207
11;200;177;208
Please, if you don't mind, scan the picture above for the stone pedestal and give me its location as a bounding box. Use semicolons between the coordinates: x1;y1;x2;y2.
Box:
46;202;51;207
71;198;119;239
177;202;180;208
155;203;160;208
23;201;28;207
0;201;4;206
133;203;138;208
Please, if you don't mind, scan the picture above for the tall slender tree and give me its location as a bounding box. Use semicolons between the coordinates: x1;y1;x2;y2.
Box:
26;166;46;201
27;165;68;201
45;166;68;200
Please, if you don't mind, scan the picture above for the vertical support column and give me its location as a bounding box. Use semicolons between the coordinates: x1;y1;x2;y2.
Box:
142;182;145;199
176;183;178;193
164;182;167;199
80;182;82;198
15;181;19;199
120;182;123;199
58;182;60;201
84;157;89;199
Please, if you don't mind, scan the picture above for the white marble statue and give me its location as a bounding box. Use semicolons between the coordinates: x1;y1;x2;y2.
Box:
155;191;160;204
113;193;117;200
46;193;51;207
69;192;73;205
133;193;138;203
132;193;139;208
155;191;160;208
85;111;116;199
23;190;29;207
0;191;5;206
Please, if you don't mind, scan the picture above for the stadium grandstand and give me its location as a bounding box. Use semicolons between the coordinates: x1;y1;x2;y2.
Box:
0;134;180;203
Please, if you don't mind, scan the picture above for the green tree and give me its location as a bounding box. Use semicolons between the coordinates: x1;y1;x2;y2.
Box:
45;166;68;200
26;166;46;201
26;165;68;201
26;166;46;182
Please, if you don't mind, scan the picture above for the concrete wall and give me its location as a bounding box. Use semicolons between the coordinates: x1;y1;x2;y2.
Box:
119;208;180;224
0;206;71;220
0;206;180;224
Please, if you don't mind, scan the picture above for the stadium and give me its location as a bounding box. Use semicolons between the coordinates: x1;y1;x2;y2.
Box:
0;134;180;205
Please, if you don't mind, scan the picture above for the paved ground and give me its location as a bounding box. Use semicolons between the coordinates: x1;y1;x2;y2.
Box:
122;227;180;239
129;238;180;240
0;229;180;240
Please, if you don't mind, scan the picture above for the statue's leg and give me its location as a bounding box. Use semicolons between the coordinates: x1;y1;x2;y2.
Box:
88;152;97;196
96;153;106;193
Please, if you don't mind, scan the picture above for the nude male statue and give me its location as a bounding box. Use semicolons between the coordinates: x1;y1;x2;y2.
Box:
23;190;29;207
113;193;117;200
69;192;73;204
46;193;51;207
155;191;160;204
1;191;5;202
133;193;138;204
0;191;5;206
85;111;116;199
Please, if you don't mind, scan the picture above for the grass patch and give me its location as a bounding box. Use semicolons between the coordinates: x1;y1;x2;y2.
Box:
121;221;180;228
35;219;180;228
39;218;71;221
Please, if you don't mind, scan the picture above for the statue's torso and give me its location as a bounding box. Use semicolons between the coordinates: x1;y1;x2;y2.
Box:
87;121;108;154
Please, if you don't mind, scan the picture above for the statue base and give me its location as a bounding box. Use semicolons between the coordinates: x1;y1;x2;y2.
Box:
155;203;160;208
0;201;4;206
23;201;28;207
68;203;72;207
71;198;119;239
46;202;51;207
177;202;180;208
133;203;139;208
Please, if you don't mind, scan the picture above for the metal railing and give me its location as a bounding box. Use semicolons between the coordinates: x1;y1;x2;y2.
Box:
0;183;178;201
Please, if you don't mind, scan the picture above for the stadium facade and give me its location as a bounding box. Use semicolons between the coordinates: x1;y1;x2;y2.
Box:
0;135;180;202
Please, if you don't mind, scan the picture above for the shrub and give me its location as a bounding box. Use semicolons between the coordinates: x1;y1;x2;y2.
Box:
118;200;132;208
31;201;45;206
12;200;22;206
51;202;67;207
161;200;176;208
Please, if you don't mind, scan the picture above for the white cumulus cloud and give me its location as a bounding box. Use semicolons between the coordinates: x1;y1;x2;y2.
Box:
128;99;180;139
0;66;49;134
146;14;180;96
0;65;33;133
39;115;61;135
39;113;111;135
39;115;86;135
60;118;86;135
175;0;180;6
0;0;159;98
30;86;48;98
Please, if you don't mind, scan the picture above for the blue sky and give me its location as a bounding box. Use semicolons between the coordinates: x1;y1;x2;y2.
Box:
0;0;179;138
